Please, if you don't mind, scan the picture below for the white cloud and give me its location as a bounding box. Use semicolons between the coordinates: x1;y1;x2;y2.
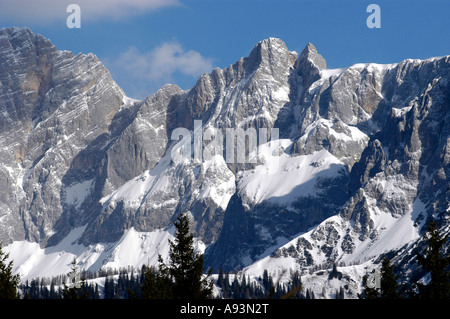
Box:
106;42;214;99
117;42;214;81
0;0;180;24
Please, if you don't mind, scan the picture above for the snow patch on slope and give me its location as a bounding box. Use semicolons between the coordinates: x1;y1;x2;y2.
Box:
196;155;236;210
238;139;345;207
342;197;424;264
242;196;425;289
64;179;94;208
5;226;176;282
101;149;235;211
240;254;374;299
100;149;173;207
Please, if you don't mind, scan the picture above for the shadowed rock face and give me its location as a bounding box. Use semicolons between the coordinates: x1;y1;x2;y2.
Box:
0;28;449;274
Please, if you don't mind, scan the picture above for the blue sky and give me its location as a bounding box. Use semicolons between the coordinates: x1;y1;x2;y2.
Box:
1;0;449;99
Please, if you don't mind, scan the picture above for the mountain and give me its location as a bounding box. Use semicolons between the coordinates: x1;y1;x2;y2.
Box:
1;27;449;295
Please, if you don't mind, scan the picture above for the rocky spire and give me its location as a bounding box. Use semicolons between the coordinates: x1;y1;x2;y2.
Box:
294;42;326;87
296;42;326;69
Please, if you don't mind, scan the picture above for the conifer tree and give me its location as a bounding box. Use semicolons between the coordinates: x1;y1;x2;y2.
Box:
305;288;311;299
168;213;213;299
142;214;213;299
141;266;157;299
416;220;450;299
0;242;20;299
362;259;400;299
362;272;380;299
286;270;303;299
141;258;173;299
62;259;89;299
103;276;115;299
338;286;345;299
380;258;400;299
217;268;224;288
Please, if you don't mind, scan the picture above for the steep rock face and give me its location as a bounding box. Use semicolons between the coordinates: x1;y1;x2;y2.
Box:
341;57;450;237
205;54;450;270
52;84;183;245
0;27;127;245
81;38;299;245
0;28;449;282
251;56;450;275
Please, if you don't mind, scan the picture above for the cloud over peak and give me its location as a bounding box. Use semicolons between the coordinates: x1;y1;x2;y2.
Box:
106;41;214;99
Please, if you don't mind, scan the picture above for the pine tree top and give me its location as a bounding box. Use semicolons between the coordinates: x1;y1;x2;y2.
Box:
0;242;20;299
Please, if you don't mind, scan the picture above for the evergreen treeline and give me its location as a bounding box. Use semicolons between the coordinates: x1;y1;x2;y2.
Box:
16;266;138;299
215;268;304;299
18;265;162;299
14;265;311;299
360;219;450;299
19;277;101;299
14;265;307;299
1;217;448;300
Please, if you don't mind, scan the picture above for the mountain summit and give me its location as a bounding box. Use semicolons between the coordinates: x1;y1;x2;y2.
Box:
1;28;449;294
297;42;326;69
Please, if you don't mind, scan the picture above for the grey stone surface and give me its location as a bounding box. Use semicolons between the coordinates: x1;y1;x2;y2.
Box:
0;28;448;276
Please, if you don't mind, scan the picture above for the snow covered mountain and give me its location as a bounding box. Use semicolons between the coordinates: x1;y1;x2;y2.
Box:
1;27;449;294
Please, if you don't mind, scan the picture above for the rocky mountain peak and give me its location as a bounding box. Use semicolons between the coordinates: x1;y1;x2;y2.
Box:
0;27;59;128
297;42;326;70
0;27;128;245
0;27;57;62
294;42;326;88
247;37;297;71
